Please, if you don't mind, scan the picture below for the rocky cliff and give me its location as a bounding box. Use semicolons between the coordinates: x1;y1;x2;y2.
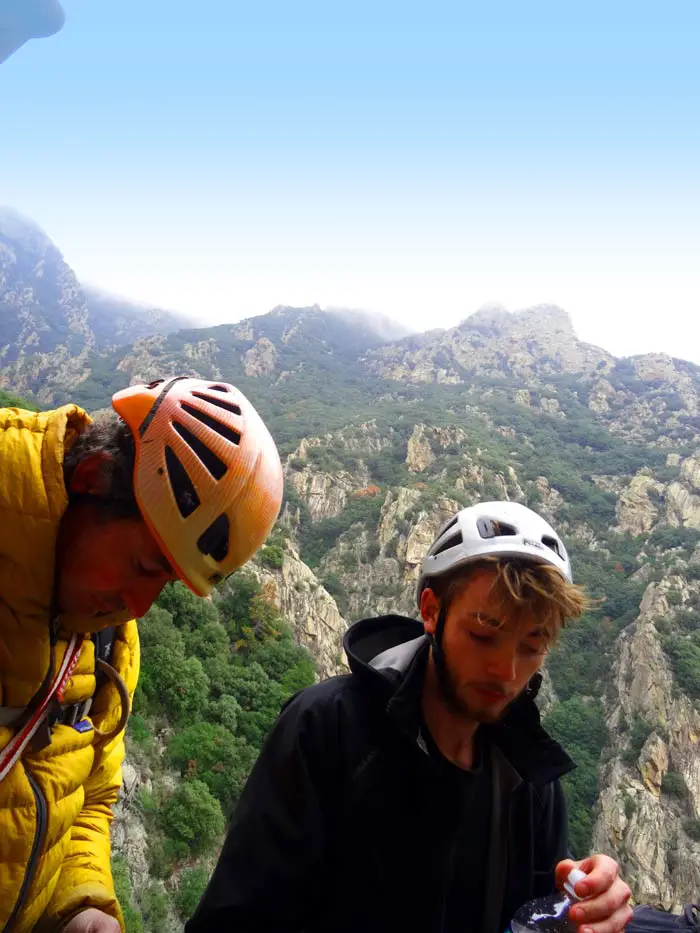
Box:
252;542;349;679
0;208;191;403
593;573;700;908
4;211;700;912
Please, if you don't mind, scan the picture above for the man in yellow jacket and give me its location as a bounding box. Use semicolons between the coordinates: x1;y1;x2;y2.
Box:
0;377;283;933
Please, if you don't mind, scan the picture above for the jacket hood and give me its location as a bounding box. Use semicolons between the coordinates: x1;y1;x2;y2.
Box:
0;404;133;637
344;613;427;686
343;614;576;786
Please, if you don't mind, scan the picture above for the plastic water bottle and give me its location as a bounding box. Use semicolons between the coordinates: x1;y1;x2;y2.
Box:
508;869;588;933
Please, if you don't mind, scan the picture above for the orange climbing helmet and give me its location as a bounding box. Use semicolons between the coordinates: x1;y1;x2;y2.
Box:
112;377;283;596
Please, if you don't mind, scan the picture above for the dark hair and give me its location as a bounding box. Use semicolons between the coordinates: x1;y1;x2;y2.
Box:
63;413;140;519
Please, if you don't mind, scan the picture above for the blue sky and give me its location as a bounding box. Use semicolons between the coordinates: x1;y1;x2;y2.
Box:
1;0;699;360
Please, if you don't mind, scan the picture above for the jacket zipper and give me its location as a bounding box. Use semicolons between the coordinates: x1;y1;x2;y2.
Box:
3;766;48;933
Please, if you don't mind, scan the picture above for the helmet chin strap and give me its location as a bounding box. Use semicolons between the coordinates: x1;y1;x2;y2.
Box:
430;603;449;671
428;602;473;719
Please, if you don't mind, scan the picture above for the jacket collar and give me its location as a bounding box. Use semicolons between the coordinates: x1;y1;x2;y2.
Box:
0;403;131;637
0;404;89;623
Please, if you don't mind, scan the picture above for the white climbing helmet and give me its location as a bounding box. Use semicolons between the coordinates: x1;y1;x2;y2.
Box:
417;501;572;606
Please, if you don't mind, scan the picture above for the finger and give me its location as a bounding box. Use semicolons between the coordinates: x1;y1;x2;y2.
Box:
576;858;619;897
570;881;632;926
97;920;121;933
579;903;634;933
555;859;578;889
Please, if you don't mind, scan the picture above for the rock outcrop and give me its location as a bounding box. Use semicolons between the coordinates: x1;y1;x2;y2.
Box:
593;579;700;908
666;452;700;529
243;337;278;376
617;471;665;536
367;305;613;386
406;424;435;473
253;543;348;678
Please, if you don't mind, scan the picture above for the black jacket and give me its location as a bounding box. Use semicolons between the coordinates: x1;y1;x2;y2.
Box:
186;615;576;933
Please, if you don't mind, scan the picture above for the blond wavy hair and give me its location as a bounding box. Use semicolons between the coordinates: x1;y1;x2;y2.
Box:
427;556;588;643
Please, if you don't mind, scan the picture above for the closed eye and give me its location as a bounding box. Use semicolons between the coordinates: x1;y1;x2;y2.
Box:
521;642;546;657
137;562;165;579
470;632;495;645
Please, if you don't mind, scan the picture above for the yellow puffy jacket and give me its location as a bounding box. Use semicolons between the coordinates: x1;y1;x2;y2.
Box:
0;405;139;933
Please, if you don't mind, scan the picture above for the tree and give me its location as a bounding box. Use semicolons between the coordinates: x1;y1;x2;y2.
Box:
221;578;285;652
175;866;210;921
202;655;234;698
141;884;169;933
166;722;261;815
543;698;607;857
159;779;225;857
622;715;654;764
260;543;285;569
111;856;144;933
0;389;39;410
225;661;287;748
157;581;219;631
138;605;183;653
217;571;265;640
246;625;315;688
663;637;700;699
208;693;242;733
184;618;230;661
140;649;210;725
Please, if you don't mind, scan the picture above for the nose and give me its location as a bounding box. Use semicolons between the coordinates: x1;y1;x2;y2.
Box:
484;646;518;684
122;578;167;619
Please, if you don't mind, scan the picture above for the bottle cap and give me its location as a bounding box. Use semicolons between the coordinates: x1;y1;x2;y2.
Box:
564;868;588;900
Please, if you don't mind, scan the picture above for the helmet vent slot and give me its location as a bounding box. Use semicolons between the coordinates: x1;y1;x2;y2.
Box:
542;535;562;557
192;391;242;417
432;531;463;557
198;514;230;562
477;517;516;539
441;515;460;535
182;402;241;444
165;446;201;517
173;421;228;480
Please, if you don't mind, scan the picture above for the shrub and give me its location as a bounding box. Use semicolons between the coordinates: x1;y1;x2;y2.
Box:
127;714;152;747
141;884;169;933
175;866;210;920
661;771;688;798
167;723;254;814
622;716;654;765
260;544;285;569
683;819;700;842
159;780;225;857
111;855;143;933
662;637;700;699
543;698;607;857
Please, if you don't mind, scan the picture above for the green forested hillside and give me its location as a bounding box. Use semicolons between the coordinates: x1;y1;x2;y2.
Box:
114;573;315;930
4;215;700;913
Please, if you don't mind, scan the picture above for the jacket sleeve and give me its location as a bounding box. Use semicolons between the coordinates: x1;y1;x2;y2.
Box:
532;778;572;898
42;623;140;932
186;686;338;933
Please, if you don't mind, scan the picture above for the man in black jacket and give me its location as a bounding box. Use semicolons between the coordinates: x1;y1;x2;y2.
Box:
187;501;633;933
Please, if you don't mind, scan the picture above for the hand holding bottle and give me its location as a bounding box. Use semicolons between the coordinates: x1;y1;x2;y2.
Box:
509;868;589;933
555;856;633;933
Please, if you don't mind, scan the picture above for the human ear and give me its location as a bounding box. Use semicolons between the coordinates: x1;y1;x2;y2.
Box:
68;450;114;496
420;587;440;635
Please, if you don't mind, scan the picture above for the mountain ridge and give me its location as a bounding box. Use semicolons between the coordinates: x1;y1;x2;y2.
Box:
3;209;700;920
